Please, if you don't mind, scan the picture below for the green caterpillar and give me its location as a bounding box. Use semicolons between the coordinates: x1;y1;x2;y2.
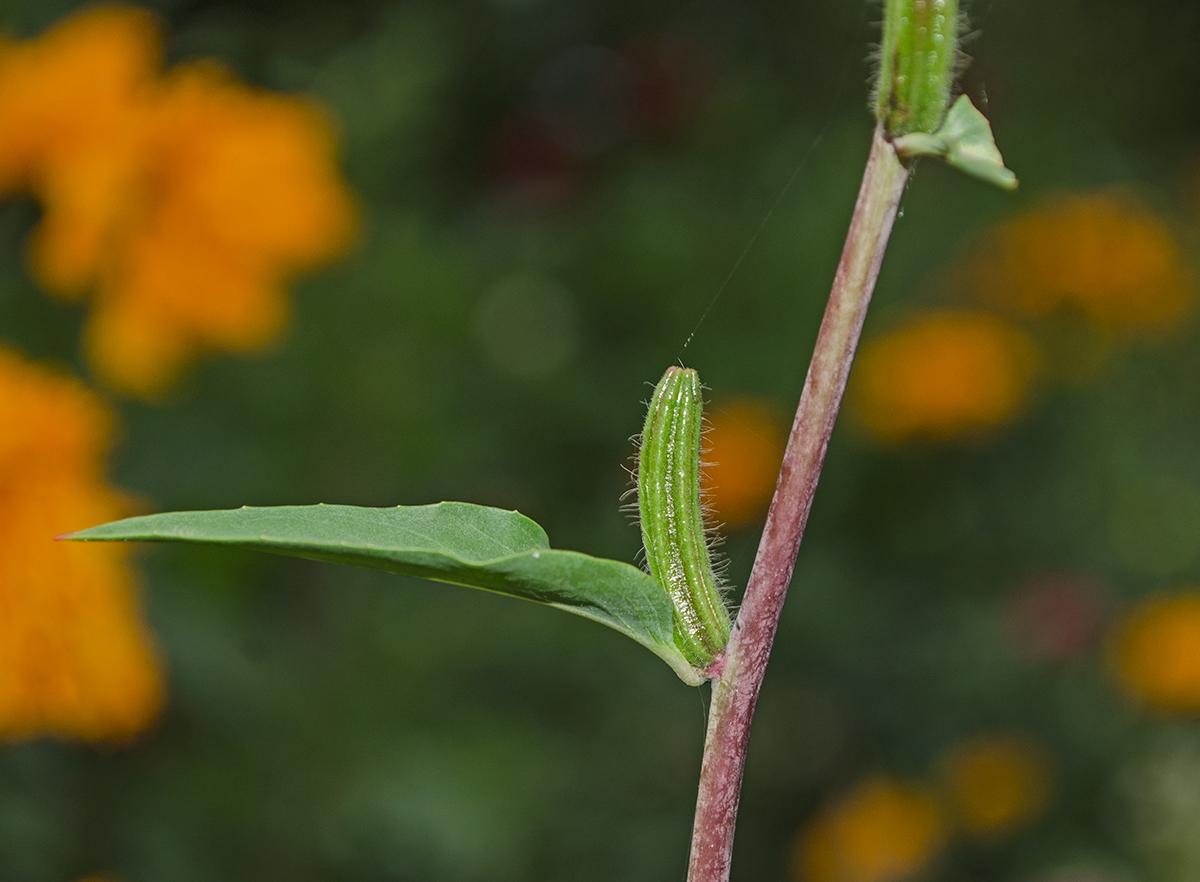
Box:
637;366;731;671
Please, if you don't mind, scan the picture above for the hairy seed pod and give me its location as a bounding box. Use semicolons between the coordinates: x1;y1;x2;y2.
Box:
875;0;961;137
638;366;731;670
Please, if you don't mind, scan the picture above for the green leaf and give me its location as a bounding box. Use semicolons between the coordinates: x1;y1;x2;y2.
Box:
893;95;1018;191
67;502;704;685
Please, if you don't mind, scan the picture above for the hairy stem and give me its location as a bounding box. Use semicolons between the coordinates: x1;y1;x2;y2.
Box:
687;125;909;882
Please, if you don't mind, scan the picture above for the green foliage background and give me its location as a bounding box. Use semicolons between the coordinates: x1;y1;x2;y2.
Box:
3;0;1200;879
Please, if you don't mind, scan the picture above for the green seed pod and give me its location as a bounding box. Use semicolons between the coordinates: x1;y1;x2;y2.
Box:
874;0;961;137
637;366;731;671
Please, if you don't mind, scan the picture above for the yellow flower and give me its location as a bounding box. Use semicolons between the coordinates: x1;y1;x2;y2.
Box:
851;311;1038;442
1112;592;1200;712
794;776;947;882
0;5;356;397
702;398;785;529
936;733;1051;838
0;346;162;742
965;192;1193;335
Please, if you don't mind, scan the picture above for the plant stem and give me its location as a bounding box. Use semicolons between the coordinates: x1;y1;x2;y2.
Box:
687;124;909;882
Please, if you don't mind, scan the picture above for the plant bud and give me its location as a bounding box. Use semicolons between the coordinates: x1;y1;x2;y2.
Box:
875;0;960;137
638;366;731;670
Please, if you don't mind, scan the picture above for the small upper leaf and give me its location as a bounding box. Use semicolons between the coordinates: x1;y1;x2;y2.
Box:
68;502;704;685
893;95;1018;191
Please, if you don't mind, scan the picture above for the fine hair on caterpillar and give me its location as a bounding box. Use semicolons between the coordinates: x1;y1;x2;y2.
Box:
622;384;728;573
632;365;733;672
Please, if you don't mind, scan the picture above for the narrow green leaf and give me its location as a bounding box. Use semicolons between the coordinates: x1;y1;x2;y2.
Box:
67;502;704;685
893;95;1018;190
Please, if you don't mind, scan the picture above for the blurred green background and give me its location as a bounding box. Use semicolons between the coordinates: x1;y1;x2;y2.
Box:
3;0;1200;880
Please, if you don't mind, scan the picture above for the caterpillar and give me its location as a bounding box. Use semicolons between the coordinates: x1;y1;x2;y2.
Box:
637;366;731;671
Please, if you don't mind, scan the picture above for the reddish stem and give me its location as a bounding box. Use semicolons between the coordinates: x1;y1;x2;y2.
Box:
687;125;909;882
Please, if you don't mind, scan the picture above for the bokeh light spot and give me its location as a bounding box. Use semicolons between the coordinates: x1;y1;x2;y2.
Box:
851;311;1038;443
964;191;1194;336
936;733;1052;838
1007;572;1108;663
794;776;947;882
1108;479;1200;577
472;273;580;380
701;398;785;530
1112;592;1200;712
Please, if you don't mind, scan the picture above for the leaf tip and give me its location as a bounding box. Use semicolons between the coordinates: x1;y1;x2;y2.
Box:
892;95;1017;192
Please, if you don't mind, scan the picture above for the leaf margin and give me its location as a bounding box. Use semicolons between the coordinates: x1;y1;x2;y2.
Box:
66;501;705;685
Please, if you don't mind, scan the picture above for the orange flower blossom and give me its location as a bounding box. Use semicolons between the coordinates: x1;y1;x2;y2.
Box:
936;733;1052;838
701;398;785;530
794;775;947;882
851;311;1038;443
0;345;162;741
1111;592;1200;713
0;4;357;396
963;191;1193;335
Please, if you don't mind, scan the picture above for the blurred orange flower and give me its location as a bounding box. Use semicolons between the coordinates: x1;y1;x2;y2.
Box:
1112;592;1200;712
936;733;1052;838
0;346;162;741
0;5;156;204
702;398;785;529
965;192;1193;335
0;4;356;397
794;776;947;882
851;311;1038;442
